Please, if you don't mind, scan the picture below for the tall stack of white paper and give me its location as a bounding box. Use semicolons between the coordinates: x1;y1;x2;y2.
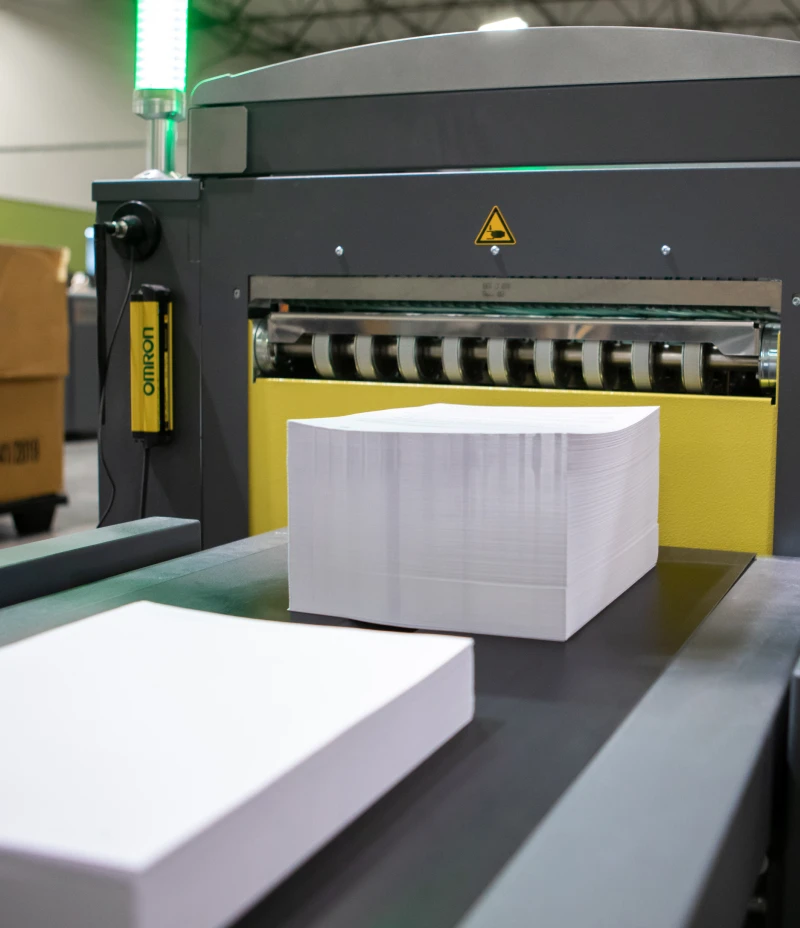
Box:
289;404;659;640
0;602;473;928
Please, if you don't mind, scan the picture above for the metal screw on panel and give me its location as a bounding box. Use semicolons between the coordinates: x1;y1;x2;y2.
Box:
335;245;344;256
661;244;671;256
490;245;500;256
793;295;800;306
233;288;241;299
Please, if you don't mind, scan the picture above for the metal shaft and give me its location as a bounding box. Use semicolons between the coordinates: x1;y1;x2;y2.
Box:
257;330;769;395
147;118;178;174
274;337;758;369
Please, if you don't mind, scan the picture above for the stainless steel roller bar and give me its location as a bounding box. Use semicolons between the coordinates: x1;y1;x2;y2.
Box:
254;321;771;394
268;312;764;357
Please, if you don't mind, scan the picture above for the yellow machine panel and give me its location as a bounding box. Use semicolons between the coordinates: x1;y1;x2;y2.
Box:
129;290;173;441
249;378;777;555
130;300;162;435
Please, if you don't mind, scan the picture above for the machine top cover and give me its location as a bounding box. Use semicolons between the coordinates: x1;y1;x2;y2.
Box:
191;27;800;106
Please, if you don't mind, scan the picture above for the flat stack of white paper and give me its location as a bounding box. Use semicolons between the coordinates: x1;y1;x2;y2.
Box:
0;602;473;928
289;403;659;640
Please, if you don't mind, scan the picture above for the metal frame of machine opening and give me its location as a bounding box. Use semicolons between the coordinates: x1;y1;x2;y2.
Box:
249;275;783;311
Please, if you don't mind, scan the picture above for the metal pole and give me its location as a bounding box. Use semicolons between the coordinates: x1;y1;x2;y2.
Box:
146;118;177;174
147;120;166;173
163;118;177;174
134;89;185;177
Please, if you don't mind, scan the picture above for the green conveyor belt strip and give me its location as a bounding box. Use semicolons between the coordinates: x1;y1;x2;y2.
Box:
292;301;776;322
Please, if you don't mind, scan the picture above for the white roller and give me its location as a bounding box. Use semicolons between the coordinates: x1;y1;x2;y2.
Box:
581;341;609;390
354;335;379;380
442;337;465;384
487;338;511;386
533;339;558;387
630;341;654;391
682;343;707;393
311;334;335;379
397;336;423;382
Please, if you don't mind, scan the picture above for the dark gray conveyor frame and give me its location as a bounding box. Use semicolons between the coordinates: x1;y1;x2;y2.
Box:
0;517;200;609
3;532;800;926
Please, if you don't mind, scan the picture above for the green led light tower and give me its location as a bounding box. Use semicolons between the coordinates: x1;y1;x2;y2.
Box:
133;0;189;175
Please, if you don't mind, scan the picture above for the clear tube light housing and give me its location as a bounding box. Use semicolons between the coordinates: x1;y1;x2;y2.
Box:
135;0;189;92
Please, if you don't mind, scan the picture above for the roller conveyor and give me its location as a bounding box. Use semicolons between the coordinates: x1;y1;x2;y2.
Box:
256;327;776;392
253;308;779;395
251;275;780;395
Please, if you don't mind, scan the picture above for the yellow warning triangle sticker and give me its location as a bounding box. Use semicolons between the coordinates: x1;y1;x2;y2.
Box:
475;206;516;245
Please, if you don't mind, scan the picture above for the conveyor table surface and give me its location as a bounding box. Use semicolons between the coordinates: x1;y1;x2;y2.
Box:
0;531;755;927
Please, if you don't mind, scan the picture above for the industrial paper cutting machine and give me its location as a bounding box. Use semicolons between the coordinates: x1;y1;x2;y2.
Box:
83;28;800;924
94;25;800;555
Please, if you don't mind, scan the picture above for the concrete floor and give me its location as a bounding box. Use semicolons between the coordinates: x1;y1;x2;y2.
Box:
0;440;98;549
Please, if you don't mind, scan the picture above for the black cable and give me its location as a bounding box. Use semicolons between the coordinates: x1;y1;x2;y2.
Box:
97;255;136;528
139;444;151;520
93;223;109;401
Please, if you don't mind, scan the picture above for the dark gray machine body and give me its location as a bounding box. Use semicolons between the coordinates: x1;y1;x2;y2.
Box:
65;291;98;437
95;27;800;550
96;166;800;550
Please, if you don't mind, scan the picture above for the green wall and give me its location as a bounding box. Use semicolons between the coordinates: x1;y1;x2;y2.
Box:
0;198;94;272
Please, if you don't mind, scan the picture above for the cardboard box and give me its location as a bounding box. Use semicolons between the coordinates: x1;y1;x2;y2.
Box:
0;379;64;506
0;243;69;380
0;243;69;506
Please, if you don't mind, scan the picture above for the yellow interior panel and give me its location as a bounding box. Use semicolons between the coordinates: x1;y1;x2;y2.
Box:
249;377;777;555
